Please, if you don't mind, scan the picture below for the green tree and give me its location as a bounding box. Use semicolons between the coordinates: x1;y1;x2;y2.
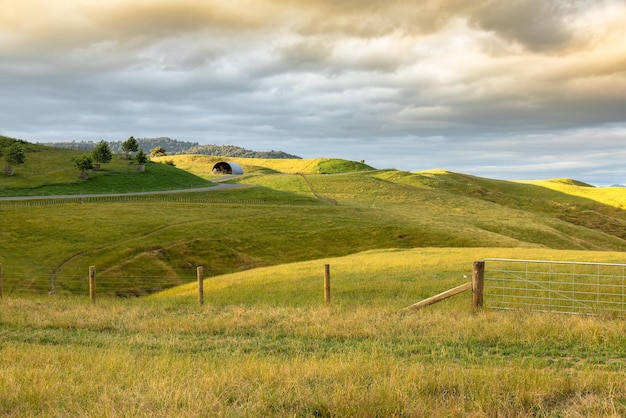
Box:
3;143;26;175
150;146;166;157
92;140;113;168
75;153;94;179
135;149;148;164
122;136;139;160
4;143;26;166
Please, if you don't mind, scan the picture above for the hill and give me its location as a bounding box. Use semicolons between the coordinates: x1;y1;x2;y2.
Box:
5;137;626;417
3;141;626;296
1;135;45;153
152;154;375;176
0;138;213;196
3;137;626;295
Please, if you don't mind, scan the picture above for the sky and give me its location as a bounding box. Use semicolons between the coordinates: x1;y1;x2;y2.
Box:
1;0;626;185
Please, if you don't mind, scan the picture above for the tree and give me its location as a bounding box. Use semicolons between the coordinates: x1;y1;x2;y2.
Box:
150;146;166;157
3;143;26;175
92;140;113;169
75;153;94;179
135;149;148;164
122;136;138;160
4;143;26;166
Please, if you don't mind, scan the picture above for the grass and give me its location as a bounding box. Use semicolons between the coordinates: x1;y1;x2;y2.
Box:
522;178;626;209
1;285;625;416
159;247;626;309
2;143;626;415
0;147;213;196
3;163;626;296
152;154;374;176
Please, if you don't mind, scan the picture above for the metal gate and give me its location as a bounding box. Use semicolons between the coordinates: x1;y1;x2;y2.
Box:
483;258;626;316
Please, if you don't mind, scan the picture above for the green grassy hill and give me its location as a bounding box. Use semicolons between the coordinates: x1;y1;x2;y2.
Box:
0;140;212;196
2;141;626;296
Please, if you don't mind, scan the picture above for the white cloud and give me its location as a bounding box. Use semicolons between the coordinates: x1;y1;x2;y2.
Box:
1;0;626;185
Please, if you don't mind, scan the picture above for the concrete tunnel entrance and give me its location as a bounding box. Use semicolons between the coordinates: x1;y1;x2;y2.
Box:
211;161;244;175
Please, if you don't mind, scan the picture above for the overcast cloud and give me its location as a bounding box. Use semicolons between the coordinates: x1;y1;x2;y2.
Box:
1;0;625;184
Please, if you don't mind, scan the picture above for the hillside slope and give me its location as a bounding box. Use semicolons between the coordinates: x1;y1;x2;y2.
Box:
0;144;212;196
226;169;626;250
152;154;375;175
3;145;626;296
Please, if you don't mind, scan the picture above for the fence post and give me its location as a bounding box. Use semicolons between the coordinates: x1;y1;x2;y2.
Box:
89;266;96;304
472;261;485;310
324;264;331;306
197;266;204;305
0;263;3;299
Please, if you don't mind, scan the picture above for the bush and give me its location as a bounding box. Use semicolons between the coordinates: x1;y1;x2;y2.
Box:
75;153;94;172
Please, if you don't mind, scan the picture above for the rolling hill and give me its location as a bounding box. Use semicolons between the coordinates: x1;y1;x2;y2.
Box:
2;140;626;296
3;138;626;417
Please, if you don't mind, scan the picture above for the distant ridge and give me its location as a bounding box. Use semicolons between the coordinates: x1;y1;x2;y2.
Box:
42;137;301;159
545;178;594;188
184;144;301;159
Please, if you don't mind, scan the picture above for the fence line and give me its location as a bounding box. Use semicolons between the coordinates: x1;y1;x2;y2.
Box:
483;258;626;316
6;258;625;315
0;264;236;298
0;263;336;306
0;195;315;208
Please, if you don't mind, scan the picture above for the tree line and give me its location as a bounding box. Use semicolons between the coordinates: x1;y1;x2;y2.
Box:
45;137;301;159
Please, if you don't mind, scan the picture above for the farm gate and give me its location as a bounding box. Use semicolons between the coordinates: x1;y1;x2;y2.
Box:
483;258;626;316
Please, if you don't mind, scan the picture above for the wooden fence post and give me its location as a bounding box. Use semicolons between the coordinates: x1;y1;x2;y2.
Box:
472;261;485;310
197;266;204;305
89;266;96;304
401;282;472;312
324;264;331;306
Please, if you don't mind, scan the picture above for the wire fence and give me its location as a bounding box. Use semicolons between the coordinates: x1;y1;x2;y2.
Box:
6;258;626;316
0;264;238;298
483;258;626;316
0;194;314;209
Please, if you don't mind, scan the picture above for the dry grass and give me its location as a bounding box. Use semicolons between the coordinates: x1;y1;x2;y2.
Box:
152;154;337;176
3;152;626;415
1;295;625;417
520;179;626;209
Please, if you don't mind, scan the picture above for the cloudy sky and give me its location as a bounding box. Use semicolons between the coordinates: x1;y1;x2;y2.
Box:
1;0;625;184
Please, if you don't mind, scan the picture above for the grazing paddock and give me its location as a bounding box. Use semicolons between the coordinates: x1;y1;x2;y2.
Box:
3;146;626;415
1;294;625;417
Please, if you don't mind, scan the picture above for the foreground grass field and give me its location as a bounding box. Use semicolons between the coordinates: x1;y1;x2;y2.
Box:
2;247;625;416
3;303;625;417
